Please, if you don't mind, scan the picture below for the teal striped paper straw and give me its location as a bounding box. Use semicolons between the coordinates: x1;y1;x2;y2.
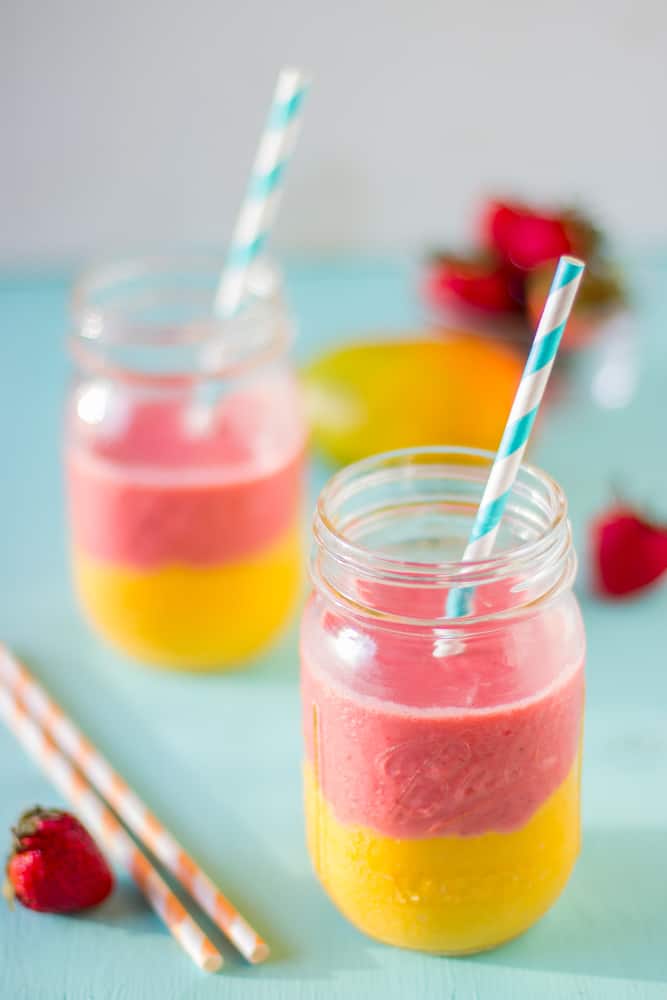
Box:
446;255;585;618
213;67;310;317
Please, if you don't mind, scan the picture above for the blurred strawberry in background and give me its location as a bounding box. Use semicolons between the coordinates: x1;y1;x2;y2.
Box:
424;197;626;353
424;252;522;316
480;200;599;272
590;504;667;598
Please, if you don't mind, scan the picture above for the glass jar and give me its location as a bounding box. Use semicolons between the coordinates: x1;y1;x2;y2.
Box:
301;446;585;954
66;255;306;670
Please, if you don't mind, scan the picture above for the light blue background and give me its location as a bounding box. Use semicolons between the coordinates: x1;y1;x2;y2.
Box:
0;255;666;999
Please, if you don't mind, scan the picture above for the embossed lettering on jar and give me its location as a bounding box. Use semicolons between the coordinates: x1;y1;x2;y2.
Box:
301;447;585;954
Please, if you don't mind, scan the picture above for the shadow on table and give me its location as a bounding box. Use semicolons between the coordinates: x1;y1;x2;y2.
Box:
81;865;376;982
220;875;381;982
82;877;153;932
38;825;667;989
472;827;667;985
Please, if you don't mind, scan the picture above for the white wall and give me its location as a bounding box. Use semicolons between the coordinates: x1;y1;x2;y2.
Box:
2;0;666;263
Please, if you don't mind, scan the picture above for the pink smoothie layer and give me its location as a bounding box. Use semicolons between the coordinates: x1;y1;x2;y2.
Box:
301;594;584;839
67;377;305;568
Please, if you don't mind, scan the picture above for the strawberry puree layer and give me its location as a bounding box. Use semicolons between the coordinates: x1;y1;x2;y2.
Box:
67;378;305;569
301;596;584;839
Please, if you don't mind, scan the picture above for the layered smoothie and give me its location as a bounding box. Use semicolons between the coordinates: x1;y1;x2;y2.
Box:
68;373;304;667
302;591;584;953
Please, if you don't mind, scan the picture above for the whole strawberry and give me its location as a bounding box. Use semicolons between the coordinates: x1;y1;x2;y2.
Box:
590;505;667;598
5;807;114;913
481;199;599;271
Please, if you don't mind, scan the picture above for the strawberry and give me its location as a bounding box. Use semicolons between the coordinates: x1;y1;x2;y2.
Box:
590;505;667;598
481;199;599;271
424;252;523;315
5;807;114;913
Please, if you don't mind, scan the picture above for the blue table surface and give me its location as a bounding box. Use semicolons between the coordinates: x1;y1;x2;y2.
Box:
0;254;666;1000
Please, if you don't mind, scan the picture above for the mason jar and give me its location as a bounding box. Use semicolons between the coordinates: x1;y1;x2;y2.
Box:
66;255;305;670
301;446;585;954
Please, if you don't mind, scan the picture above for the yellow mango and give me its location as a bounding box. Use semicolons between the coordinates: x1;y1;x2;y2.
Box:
302;334;523;466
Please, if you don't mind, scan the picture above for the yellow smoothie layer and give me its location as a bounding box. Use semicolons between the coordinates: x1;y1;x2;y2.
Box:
73;527;302;669
304;750;581;954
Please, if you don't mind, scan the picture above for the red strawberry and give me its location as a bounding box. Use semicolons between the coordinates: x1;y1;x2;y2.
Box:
481;200;599;271
590;506;667;598
5;807;114;913
425;252;523;315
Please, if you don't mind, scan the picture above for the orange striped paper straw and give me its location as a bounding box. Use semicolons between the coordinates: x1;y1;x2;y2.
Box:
0;683;222;973
0;646;268;964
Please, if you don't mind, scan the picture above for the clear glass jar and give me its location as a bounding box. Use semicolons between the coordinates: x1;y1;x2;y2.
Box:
301;446;585;954
66;255;306;670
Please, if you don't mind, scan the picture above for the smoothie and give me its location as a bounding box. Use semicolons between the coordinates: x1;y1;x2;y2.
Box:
302;592;584;953
68;374;304;667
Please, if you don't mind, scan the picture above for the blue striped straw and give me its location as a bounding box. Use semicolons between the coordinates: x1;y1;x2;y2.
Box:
187;68;309;432
213;67;310;317
446;255;585;618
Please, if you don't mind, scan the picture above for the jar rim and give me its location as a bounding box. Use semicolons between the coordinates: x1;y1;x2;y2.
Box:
312;445;575;627
68;253;292;385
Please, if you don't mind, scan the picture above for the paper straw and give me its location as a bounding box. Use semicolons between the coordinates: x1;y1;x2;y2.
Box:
0;684;222;974
213;67;310;317
0;647;269;964
447;255;585;617
188;67;309;433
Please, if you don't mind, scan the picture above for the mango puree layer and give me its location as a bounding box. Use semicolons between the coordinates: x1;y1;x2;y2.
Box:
304;749;581;954
73;526;301;669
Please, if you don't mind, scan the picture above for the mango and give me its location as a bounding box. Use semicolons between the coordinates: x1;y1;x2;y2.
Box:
302;334;523;466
